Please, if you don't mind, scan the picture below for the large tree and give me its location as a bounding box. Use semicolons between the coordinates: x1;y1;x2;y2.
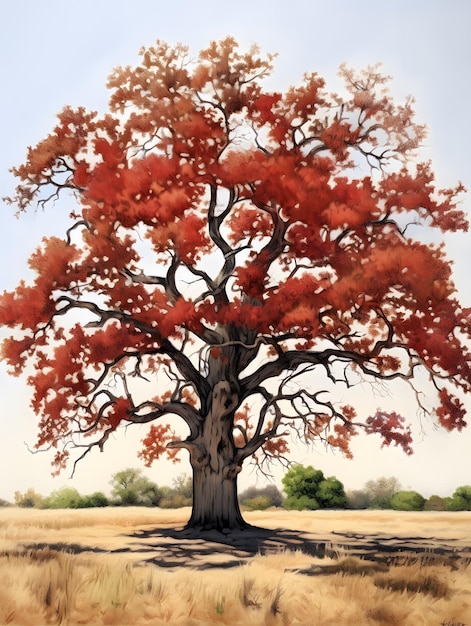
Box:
1;38;469;531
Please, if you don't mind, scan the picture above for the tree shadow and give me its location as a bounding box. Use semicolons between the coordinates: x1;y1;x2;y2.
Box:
16;524;471;572
125;524;471;570
126;524;328;569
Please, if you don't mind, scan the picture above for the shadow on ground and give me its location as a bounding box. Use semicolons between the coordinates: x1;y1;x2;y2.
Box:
18;524;471;572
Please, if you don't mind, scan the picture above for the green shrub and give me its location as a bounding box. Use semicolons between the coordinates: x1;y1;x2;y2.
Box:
282;465;347;510
283;494;319;510
80;491;109;508
41;487;83;509
282;465;324;500
317;477;348;508
390;490;425;511
445;485;471;511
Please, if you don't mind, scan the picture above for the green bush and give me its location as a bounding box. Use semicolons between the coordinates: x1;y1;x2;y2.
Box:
390;490;425;511
79;491;109;508
41;487;84;509
446;485;471;511
282;465;324;500
282;465;347;510
317;477;348;508
283;494;319;510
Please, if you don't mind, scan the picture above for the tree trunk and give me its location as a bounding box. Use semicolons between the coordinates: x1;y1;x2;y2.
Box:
188;462;248;531
184;380;249;532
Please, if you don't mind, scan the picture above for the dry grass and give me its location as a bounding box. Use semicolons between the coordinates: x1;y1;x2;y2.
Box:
0;507;470;625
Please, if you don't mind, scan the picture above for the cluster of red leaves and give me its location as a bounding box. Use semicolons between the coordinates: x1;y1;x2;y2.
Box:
365;410;414;455
436;389;467;431
139;423;180;466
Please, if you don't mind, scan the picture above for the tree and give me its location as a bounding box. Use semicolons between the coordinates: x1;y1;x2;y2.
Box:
282;464;346;509
110;468;162;506
282;464;324;510
239;484;284;509
365;477;402;509
41;486;83;509
1;38;470;531
158;473;192;508
446;485;471;511
390;490;425;511
14;488;43;508
317;476;348;508
424;495;445;511
346;489;370;510
80;491;109;508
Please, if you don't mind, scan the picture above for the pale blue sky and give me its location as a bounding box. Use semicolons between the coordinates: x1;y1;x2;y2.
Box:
1;0;470;501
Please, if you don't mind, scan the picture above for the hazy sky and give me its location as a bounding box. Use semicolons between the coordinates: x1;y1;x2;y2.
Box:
1;0;470;502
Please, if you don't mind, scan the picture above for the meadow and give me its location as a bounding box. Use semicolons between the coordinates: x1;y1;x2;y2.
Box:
0;507;470;625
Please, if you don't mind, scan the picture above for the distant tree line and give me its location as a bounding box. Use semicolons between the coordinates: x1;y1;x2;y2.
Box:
10;469;193;510
4;465;471;512
239;467;471;512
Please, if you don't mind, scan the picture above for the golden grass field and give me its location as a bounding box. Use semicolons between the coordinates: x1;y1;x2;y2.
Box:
0;506;470;625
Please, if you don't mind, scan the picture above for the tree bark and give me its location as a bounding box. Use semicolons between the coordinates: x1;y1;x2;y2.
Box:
184;380;249;531
188;462;247;531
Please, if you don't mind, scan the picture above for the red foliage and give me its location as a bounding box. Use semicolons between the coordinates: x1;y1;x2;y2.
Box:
436;389;467;431
139;423;180;466
1;38;469;479
365;411;414;455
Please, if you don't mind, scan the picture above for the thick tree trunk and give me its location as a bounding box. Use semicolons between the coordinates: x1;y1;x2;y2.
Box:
184;380;249;532
188;462;247;531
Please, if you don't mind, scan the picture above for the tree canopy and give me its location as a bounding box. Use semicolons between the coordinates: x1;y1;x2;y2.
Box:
1;37;469;530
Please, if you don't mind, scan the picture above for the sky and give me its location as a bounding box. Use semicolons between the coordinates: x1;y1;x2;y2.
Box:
1;0;470;503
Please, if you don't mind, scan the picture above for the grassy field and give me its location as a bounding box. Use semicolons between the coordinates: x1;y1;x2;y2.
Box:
0;507;470;625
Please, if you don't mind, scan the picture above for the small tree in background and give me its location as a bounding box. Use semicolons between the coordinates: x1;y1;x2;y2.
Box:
14;488;43;508
110;468;163;506
159;473;193;508
282;464;347;510
390;490;425;511
424;495;445;511
365;476;401;509
282;465;324;510
80;491;109;508
41;487;83;509
239;484;284;510
446;485;471;511
317;476;348;508
346;489;370;510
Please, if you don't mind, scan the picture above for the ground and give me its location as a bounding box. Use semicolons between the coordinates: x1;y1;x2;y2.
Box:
1;507;470;625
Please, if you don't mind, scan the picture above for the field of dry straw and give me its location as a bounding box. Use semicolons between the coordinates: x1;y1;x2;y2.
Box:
0;506;470;625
